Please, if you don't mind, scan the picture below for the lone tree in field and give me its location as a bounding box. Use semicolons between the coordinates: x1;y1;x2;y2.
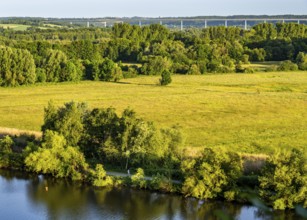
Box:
160;70;172;86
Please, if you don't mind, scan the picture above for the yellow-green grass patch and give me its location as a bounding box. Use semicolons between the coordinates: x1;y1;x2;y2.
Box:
0;24;31;31
0;72;306;154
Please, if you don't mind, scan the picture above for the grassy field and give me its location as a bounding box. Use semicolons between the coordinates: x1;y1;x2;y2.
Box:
0;72;306;154
0;23;63;31
0;24;31;31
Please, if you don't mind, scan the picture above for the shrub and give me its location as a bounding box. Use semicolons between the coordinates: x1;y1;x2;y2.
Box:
160;70;172;86
141;56;172;76
218;65;234;73
98;58;123;82
0;154;10;168
0;136;13;154
92;164;113;187
187;64;201;75
259;149;307;210
243;67;254;73
277;60;298;71
264;65;278;72
131;168;147;189
25;131;89;181
181;148;243;200
235;63;245;73
224;190;237;201
150;174;173;192
123;66;138;78
242;54;250;64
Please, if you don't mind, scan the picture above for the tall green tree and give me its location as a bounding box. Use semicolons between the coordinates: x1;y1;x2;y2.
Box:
42;101;87;147
259;149;307;210
60;61;81;82
97;58;123;82
25;130;89;181
0;46;36;86
41;49;67;82
181;148;243;200
141;56;172;75
82;107;120;160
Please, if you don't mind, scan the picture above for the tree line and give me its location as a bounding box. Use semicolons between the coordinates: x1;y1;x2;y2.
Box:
0;101;306;210
0;23;307;86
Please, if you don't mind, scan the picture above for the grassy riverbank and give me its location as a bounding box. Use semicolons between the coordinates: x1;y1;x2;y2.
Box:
0;72;307;154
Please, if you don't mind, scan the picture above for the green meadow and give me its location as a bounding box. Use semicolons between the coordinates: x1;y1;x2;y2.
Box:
1;72;307;155
0;23;63;31
0;24;31;31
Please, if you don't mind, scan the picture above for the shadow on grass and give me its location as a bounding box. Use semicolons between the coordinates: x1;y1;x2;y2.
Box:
115;81;160;87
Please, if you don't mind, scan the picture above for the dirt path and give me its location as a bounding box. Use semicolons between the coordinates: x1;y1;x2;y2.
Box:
106;171;182;184
0;127;42;138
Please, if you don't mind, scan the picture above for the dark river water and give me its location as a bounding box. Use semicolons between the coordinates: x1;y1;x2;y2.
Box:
0;170;302;220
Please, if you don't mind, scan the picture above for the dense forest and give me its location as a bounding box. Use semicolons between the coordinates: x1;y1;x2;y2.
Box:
0;22;307;86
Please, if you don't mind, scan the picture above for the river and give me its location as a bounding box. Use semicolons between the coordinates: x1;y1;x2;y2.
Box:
0;170;302;220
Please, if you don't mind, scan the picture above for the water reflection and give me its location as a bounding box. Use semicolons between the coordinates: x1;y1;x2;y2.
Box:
0;170;304;220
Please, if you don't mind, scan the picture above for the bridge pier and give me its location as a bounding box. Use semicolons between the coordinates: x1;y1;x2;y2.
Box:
205;20;207;28
244;20;247;30
181;20;183;31
225;20;228;27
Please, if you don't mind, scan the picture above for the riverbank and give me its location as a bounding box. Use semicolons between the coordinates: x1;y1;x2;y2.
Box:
0;100;306;211
5;169;304;220
1;127;306;211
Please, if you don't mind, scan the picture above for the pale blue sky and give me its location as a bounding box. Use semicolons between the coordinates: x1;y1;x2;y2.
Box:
1;0;306;18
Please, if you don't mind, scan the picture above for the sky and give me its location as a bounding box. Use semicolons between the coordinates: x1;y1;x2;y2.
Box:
0;0;306;18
